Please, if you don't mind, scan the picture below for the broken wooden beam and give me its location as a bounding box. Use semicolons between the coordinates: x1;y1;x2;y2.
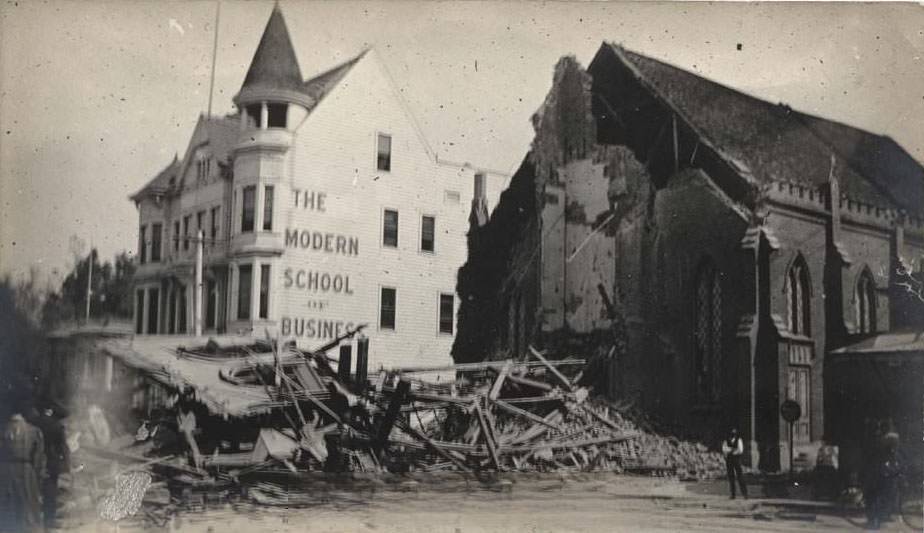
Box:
528;346;573;391
489;360;512;401
506;374;554;392
473;400;501;470
493;399;564;431
375;379;411;453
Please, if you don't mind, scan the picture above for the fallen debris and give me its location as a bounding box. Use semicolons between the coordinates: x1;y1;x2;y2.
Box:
79;336;726;515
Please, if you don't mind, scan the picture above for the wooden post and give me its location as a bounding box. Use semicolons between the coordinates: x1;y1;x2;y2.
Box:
356;336;369;390
376;379;410;454
338;345;352;384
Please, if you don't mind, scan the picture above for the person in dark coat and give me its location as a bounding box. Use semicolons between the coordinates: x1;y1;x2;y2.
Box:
33;402;69;529
721;428;748;499
0;409;46;533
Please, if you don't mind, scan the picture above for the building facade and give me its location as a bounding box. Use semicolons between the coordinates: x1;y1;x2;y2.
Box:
131;7;506;371
454;46;924;472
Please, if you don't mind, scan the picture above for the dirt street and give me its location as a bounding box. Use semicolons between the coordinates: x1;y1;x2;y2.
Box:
63;476;917;533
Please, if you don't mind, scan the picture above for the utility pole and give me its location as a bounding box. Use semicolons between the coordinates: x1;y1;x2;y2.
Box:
194;230;204;337
85;247;93;323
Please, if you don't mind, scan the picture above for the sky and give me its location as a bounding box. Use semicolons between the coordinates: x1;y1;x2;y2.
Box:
2;1;923;285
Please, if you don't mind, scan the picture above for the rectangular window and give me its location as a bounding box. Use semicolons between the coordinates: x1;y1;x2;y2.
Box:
421;215;435;252
263;186;274;231
238;265;252;320
183;215;191;250
210;207;220;245
151;223;162;262
197;210;205;239
146;288;159;335
267;103;287;128
206;279;216;329
177;286;187;334
173;221;180;252
376;133;392;171
383;209;398;247
135;289;145;334
259;265;270;319
139;225;147;264
241;186;256;233
439;293;454;334
380;287;396;330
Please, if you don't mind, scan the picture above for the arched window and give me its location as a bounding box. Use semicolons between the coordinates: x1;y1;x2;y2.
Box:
856;269;877;334
786;256;811;336
694;260;722;403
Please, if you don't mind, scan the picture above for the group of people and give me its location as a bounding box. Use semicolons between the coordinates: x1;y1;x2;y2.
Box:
720;423;905;530
0;401;70;533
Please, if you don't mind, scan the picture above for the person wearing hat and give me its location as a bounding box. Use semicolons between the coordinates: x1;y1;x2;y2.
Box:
33;400;69;529
721;427;748;499
1;403;47;532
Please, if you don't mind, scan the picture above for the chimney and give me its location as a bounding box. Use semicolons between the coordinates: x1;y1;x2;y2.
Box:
474;172;486;202
469;171;489;228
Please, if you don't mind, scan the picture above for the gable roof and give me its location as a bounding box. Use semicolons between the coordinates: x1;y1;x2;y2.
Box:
300;51;367;113
130;155;180;202
602;44;924;214
240;5;303;95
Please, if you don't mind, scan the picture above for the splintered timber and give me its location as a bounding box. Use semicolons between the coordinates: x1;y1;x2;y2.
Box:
285;228;359;256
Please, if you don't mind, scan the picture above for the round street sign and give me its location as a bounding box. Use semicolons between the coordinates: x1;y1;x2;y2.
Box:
780;399;802;423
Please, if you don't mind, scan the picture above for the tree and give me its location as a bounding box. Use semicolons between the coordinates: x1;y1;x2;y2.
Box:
43;247;137;329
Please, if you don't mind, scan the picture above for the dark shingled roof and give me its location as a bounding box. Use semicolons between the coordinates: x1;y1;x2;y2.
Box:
240;6;303;94
131;156;179;201
613;45;924;214
300;51;367;112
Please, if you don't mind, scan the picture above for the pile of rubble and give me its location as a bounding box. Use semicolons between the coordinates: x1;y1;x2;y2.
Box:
72;334;726;518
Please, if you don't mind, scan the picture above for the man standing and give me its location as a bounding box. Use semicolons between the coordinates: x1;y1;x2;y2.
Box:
34;402;69;530
0;406;47;532
722;428;748;499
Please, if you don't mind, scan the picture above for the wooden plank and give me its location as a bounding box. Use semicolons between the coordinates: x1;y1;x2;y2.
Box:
580;403;623;432
488;360;512;401
528;346;573;391
395;421;472;472
473;401;500;470
507;410;562;446
506;374;554;392
493;399;564;431
503;431;639;453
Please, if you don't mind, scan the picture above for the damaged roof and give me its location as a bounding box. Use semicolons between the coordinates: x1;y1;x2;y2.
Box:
98;336;310;418
603;44;924;214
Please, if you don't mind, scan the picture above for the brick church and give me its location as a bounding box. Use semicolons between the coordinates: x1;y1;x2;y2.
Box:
454;43;924;473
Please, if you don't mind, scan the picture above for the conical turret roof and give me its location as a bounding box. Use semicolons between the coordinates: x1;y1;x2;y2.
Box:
239;6;303;94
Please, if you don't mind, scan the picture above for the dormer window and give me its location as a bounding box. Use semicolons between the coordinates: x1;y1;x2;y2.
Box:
196;156;211;182
267;103;287;128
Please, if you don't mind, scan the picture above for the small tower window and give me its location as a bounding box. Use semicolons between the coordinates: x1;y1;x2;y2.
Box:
245;104;261;128
267;103;287;128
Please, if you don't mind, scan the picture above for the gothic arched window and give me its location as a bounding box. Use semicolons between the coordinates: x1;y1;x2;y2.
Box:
856;269;877;334
694;260;723;403
787;256;812;337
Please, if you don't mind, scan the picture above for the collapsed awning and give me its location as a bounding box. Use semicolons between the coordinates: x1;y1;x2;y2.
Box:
96;335;324;418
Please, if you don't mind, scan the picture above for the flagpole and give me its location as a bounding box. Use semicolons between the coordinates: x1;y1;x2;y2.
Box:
207;1;221;117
